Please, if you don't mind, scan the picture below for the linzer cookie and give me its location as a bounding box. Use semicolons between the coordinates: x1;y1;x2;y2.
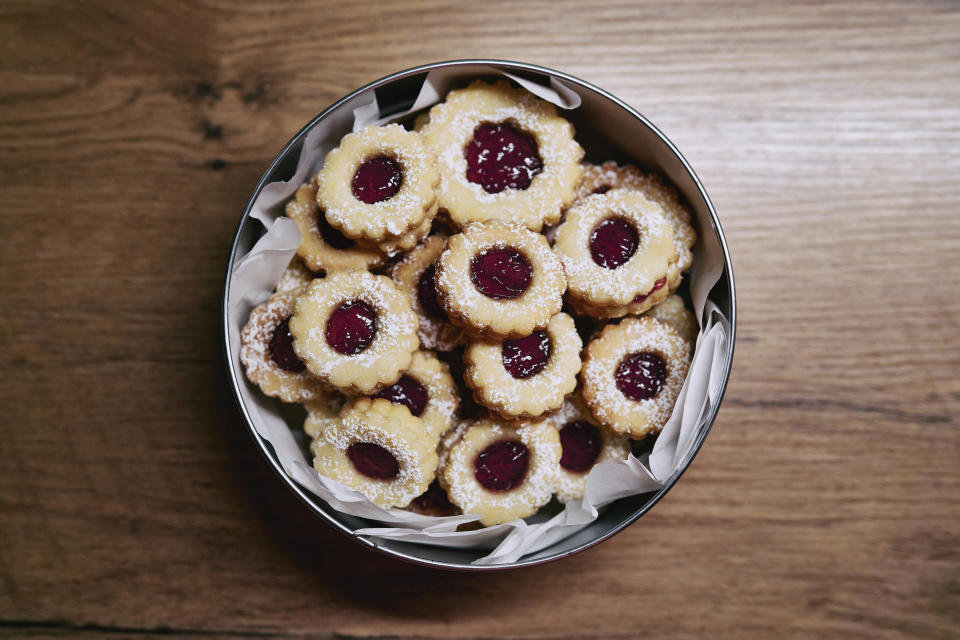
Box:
372;350;458;443
421;80;583;231
391;234;463;351
439;417;561;526
463;312;581;419
311;398;438;508
554;190;677;314
544;394;630;503
576;162;697;276
581;317;691;439
285;176;385;274
289;270;419;395
239;292;328;403
317;123;439;243
436;220;566;339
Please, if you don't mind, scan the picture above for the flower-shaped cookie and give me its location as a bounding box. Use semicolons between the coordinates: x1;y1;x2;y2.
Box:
439;417;560;526
239;291;327;403
464;312;581;419
312;398;438;508
289;270;419;394
421;80;583;231
436;220;566;339
581;317;691;439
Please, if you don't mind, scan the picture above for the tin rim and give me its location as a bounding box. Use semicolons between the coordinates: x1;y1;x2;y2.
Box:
222;59;737;571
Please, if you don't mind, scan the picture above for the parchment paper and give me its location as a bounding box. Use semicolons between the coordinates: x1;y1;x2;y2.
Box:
227;65;731;564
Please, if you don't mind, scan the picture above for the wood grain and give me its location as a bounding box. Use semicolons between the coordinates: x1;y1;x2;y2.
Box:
1;0;958;638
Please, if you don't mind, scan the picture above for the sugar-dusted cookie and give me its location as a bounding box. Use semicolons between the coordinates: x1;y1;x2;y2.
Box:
311;398;437;509
464;312;581;419
641;294;698;346
436;220;566;339
391;234;463;351
544;394;630;503
289;270;419;395
285;175;385;274
554;190;677;310
581;317;691;439
439;417;561;526
240;291;328;403
372;350;458;443
317;124;439;243
576;162;697;276
421;80;583;231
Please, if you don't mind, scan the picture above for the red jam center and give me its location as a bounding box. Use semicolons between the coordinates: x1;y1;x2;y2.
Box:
317;209;355;249
474;440;529;492
416;263;447;319
559;420;603;473
590;217;639;269
269;317;306;372
325;300;377;355
501;330;551;379
374;375;428;417
465;121;543;194
633;277;667;303
470;247;532;299
615;351;667;401
351;156;403;204
347;442;399;480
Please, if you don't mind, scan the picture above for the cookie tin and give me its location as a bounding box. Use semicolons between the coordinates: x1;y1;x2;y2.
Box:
223;60;736;570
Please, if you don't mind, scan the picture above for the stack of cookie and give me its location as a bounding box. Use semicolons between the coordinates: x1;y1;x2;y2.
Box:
240;80;699;527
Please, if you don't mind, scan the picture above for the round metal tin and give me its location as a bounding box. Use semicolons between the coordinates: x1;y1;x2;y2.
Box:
222;60;736;570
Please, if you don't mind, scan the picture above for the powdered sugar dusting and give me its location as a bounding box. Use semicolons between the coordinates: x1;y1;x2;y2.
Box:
581;317;691;437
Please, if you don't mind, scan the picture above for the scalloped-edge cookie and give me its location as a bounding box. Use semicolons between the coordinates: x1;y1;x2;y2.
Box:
240;291;328;403
289;270;419;395
464;312;581;419
421;80;583;231
439;416;560;526
436;220;566;339
581;317;691;439
311;398;437;508
318;124;439;242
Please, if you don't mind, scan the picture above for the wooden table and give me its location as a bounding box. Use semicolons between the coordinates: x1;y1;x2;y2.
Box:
2;1;957;637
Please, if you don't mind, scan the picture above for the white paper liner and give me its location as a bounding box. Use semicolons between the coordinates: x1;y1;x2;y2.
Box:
227;65;731;565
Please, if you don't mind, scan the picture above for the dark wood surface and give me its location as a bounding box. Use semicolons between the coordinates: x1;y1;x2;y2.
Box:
1;1;958;637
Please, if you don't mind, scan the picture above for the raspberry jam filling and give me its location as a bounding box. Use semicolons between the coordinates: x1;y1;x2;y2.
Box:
269;317;306;372
590;217;639;269
470;247;533;299
501;330;551;379
317;209;355;249
347;442;399;480
559;420;603;473
615;351;667;401
351;155;403;204
465;121;543;194
325;300;377;355
417;263;447;319
374;375;428;417
633;277;667;303
474;439;529;492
